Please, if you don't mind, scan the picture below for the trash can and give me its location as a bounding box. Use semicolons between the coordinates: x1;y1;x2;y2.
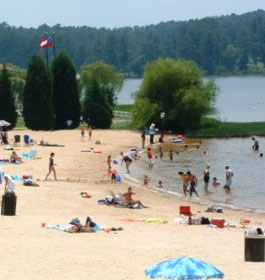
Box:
245;232;265;262
1;192;17;216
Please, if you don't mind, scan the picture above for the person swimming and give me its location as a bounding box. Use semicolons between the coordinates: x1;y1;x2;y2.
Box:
212;177;220;187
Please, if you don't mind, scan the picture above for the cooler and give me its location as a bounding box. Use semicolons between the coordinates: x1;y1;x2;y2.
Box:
211;218;225;228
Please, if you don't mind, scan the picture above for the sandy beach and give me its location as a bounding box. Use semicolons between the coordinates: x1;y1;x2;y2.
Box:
0;129;264;280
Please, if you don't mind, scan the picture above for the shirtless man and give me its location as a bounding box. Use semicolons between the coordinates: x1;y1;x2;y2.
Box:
123;187;147;208
178;171;189;197
187;171;199;197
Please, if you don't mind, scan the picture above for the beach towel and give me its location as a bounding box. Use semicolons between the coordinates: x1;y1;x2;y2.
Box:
0;161;19;165
47;224;74;232
81;149;92;152
144;218;168;224
11;175;22;181
120;218;144;222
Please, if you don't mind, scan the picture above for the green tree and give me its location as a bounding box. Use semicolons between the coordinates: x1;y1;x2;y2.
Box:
133;58;218;132
80;61;123;107
52;52;80;129
0;64;17;129
23;54;54;130
82;78;113;128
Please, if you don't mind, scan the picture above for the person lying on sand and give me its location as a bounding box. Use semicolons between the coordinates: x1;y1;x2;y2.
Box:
123;187;147;208
10;151;23;163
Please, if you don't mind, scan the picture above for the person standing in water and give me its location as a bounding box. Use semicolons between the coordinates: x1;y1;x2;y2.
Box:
169;150;173;161
203;164;210;192
159;147;163;159
252;137;259;151
45;153;57;181
147;147;154;169
141;130;146;149
178;171;189;197
224;166;233;191
120;152;132;174
187;171;199;197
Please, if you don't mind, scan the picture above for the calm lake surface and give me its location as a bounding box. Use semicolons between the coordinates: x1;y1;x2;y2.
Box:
118;76;265;122
118;77;265;211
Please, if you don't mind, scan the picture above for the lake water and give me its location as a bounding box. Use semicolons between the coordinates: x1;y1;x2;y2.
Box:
126;137;265;212
118;76;265;212
118;76;265;122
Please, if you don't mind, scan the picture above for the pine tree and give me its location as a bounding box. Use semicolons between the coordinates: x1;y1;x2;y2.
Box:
23;55;54;130
83;78;113;128
0;64;17;129
52;52;80;129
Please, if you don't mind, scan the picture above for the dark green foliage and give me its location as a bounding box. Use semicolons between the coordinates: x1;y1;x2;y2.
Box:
23;55;54;130
52;52;80;129
187;118;265;138
2;11;265;76
133;58;218;132
83;79;112;128
0;64;17;129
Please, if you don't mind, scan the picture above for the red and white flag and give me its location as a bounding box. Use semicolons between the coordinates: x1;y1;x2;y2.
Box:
39;37;54;48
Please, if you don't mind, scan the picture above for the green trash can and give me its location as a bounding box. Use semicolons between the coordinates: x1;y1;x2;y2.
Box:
245;232;265;262
1;192;17;216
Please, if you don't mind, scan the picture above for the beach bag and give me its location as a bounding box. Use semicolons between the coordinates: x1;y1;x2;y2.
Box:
201;217;210;225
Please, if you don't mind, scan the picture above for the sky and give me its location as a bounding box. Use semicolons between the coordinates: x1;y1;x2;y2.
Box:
1;0;265;28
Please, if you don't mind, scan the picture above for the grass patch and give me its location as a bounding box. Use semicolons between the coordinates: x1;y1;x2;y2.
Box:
187;118;265;138
114;104;133;112
15;116;26;129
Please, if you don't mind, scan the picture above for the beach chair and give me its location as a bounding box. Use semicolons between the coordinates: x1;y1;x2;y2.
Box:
179;206;193;217
13;135;21;146
24;135;34;146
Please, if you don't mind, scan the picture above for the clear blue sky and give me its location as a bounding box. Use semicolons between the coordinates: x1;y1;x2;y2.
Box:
1;0;265;28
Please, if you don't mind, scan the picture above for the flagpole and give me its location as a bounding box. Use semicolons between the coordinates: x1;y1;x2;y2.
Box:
45;32;49;68
52;32;56;58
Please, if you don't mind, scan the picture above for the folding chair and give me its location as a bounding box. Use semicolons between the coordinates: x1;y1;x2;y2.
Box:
179;206;193;217
24;135;34;146
14;135;21;146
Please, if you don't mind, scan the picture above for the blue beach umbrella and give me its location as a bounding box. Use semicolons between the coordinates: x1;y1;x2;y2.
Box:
145;256;224;280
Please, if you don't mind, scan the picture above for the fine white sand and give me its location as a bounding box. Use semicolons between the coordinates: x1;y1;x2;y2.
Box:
0;129;264;280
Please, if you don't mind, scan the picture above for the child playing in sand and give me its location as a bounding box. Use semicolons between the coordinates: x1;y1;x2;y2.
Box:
212;177;220;187
110;168;117;183
44;153;57;181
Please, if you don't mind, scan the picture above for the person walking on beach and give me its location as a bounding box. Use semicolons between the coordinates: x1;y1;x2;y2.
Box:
45;153;57;181
178;171;189;197
141;130;146;149
88;126;92;141
81;128;85;141
187;171;199;197
224;166;233;191
203;164;210;192
149;123;156;144
147;147;154;169
252;137;259;151
121;152;132;174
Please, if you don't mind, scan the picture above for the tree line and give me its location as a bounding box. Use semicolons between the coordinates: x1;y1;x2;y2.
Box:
0;54;122;130
1;10;265;76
